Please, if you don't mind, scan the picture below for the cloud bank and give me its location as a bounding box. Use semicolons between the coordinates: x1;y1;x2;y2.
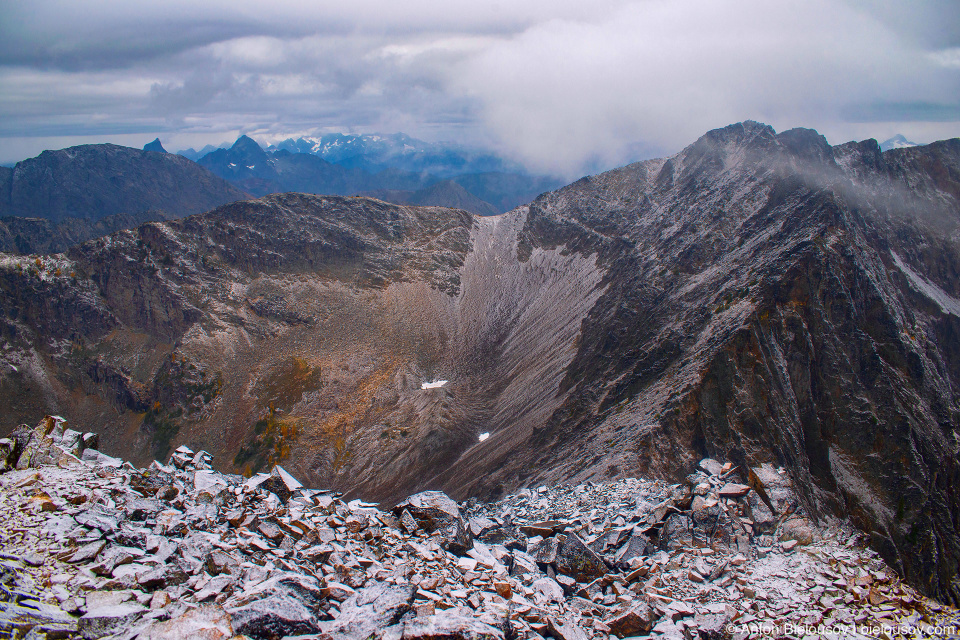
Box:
1;0;958;174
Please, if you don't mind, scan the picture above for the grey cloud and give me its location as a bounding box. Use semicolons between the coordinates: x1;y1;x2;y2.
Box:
451;0;960;175
0;0;957;172
841;102;960;123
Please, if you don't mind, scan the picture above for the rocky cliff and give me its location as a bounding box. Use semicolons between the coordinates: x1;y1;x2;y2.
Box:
1;122;959;603
0;211;173;255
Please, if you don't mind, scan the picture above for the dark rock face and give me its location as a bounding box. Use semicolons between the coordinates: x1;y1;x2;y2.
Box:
0;211;174;255
0;143;248;223
2;122;960;602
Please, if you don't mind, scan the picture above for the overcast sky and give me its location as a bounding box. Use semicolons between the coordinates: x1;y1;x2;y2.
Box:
1;0;958;175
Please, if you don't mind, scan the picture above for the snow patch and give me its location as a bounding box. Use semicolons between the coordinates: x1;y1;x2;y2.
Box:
478;432;490;442
421;380;448;389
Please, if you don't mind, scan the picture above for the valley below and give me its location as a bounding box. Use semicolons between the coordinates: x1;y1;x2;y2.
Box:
2;121;960;614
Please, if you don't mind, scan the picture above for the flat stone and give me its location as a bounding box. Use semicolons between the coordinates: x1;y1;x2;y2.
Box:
718;483;751;498
68;540;106;564
78;603;146;640
318;582;416;640
137;604;235;639
400;611;505;640
532;577;565;604
547;616;590;640
699;459;724;476
228;593;322;640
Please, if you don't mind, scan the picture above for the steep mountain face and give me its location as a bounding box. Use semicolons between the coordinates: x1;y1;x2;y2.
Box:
0;211;173;255
0;144;249;223
2;122;960;602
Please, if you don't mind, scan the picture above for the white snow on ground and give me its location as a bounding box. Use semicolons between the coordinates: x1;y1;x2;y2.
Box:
892;252;960;316
420;380;448;389
478;432;490;442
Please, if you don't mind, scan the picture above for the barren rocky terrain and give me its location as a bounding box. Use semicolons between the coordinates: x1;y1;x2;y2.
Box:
2;416;958;639
2;122;960;606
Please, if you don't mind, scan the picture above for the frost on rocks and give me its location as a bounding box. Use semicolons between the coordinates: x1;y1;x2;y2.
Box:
0;415;958;640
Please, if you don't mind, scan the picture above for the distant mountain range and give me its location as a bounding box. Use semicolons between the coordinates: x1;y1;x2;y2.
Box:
263;132;523;177
0;132;563;255
193;134;564;216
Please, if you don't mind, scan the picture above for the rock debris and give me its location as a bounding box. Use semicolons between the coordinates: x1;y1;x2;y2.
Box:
1;416;959;639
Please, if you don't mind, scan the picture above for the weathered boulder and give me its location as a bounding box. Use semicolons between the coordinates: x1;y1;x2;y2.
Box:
0;438;17;472
317;582;415;640
399;611;505;639
392;491;472;554
554;533;607;582
16;416;66;469
135;604;237;640
605;601;659;638
225;573;327;640
78;603;147;639
478;525;526;551
259;465;302;503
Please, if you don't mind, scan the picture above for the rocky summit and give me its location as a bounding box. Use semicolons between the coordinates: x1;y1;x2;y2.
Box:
2;121;960;608
2;415;959;640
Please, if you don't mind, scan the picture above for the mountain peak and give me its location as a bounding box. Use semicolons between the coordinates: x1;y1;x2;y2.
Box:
231;135;263;153
143;138;167;153
880;134;919;152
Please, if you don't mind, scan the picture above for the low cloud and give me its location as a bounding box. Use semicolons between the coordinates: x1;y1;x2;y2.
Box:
452;0;959;174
